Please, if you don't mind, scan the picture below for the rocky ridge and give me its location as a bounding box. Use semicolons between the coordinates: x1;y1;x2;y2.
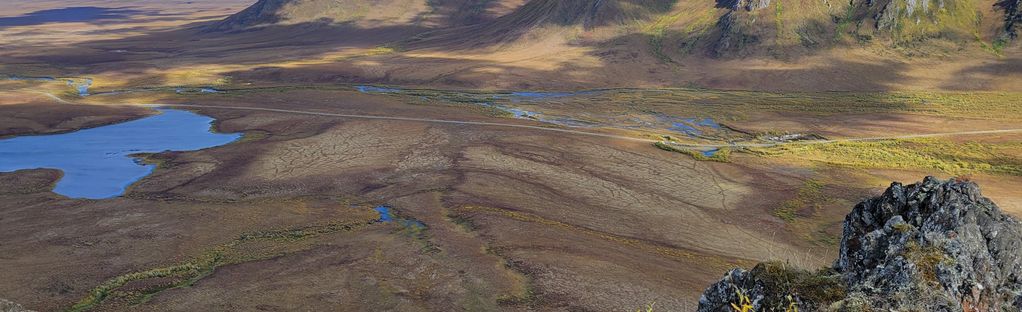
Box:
698;177;1022;311
1002;0;1022;40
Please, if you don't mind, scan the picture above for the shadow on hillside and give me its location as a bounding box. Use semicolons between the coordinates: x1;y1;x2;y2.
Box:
402;0;679;49
696;58;914;91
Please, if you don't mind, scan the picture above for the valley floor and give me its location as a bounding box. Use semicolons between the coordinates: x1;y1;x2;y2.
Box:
1;1;1021;311
2;82;1021;311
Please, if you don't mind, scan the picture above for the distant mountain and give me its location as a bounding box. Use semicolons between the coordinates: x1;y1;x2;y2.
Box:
208;0;529;32
707;0;1016;57
213;0;1019;53
205;0;1022;91
402;0;678;48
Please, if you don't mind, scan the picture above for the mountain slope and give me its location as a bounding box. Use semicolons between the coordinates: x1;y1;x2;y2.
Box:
214;0;1020;53
209;0;430;31
403;0;677;48
198;0;1022;91
208;0;531;32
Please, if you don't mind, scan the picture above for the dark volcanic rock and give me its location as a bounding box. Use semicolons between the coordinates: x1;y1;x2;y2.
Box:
698;263;844;312
836;176;1022;311
709;0;769;57
1000;0;1022;41
716;0;772;11
698;177;1022;311
699;268;767;311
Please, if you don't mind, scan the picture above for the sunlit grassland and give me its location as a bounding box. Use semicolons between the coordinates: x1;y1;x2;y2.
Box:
885;0;980;43
644;11;683;62
753;138;1022;176
218;85;1022;124
652;8;717;56
590;89;1022;120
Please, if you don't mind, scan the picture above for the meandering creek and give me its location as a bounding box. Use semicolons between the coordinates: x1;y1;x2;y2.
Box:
355;85;730;141
0;109;240;199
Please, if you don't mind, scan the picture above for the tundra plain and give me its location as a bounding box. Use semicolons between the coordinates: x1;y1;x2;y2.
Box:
1;1;1021;311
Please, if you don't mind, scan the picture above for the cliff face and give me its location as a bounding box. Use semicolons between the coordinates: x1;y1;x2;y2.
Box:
698;177;1022;311
709;0;778;57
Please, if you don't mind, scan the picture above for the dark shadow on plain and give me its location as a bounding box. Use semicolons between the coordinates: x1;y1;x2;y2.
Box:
0;7;145;27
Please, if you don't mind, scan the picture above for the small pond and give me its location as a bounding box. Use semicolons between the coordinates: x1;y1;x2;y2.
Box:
0;108;240;199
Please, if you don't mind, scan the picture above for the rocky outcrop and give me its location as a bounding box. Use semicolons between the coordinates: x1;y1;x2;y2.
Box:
709;0;771;57
698;177;1022;311
698;263;845;311
1000;0;1022;41
717;0;772;11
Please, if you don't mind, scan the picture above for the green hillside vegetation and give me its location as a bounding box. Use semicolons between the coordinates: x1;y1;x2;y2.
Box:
756;138;1022;175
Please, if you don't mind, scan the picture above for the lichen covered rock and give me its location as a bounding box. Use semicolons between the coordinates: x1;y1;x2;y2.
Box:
698;177;1022;311
836;176;1022;311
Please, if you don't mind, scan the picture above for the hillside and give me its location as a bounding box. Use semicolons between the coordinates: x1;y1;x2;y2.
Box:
208;0;534;31
404;0;678;47
208;0;432;31
215;0;1021;52
192;0;1022;91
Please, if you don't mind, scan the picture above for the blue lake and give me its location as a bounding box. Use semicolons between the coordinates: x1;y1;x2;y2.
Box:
0;109;240;199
